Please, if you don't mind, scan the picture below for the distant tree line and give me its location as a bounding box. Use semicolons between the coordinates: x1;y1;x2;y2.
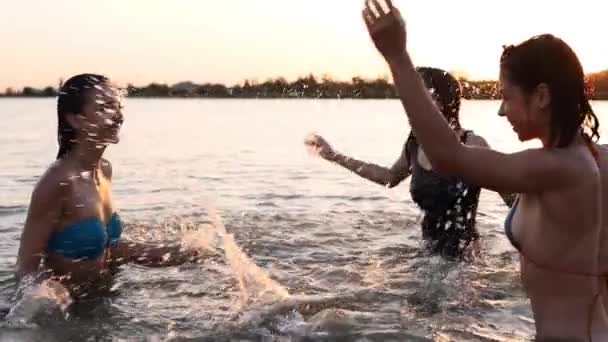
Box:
589;70;608;100
2;70;608;100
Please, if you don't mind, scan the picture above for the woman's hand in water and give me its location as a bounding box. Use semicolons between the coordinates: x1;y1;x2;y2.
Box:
305;133;338;161
39;279;72;307
363;0;407;64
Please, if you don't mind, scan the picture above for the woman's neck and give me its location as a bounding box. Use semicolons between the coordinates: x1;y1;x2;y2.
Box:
69;142;107;172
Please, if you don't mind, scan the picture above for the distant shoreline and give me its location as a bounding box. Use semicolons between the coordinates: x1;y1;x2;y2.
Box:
2;71;607;100
1;96;607;100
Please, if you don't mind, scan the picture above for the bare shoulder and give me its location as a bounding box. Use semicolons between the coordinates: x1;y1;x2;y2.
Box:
463;131;489;148
30;160;72;206
100;158;113;180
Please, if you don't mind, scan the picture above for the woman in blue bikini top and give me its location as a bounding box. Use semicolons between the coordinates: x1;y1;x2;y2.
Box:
15;74;204;297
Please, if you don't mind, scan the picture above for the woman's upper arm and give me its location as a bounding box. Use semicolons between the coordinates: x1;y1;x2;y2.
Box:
16;174;63;279
389;140;412;183
444;145;580;194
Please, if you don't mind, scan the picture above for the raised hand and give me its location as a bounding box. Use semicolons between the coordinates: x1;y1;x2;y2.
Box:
304;133;338;161
362;0;407;63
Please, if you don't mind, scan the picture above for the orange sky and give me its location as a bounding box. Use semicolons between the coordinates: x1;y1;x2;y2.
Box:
1;0;606;89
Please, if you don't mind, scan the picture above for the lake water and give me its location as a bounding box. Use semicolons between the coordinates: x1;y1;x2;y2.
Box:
1;99;607;341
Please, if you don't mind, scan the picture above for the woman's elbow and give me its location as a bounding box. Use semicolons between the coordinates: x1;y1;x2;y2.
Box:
386;181;399;188
386;172;407;188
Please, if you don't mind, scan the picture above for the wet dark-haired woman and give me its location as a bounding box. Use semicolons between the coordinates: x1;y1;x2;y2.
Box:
306;67;514;260
360;0;607;339
16;74;204;300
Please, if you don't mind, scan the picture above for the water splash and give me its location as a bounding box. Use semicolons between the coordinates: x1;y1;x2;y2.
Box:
362;255;386;289
206;207;290;308
5;278;72;325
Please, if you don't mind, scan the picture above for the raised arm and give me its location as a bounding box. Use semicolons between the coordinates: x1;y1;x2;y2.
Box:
362;1;583;194
305;133;411;188
465;134;517;207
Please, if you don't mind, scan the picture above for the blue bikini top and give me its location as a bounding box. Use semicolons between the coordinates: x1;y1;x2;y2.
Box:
47;213;123;261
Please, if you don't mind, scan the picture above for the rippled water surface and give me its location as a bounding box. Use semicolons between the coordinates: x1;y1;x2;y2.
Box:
1;99;607;341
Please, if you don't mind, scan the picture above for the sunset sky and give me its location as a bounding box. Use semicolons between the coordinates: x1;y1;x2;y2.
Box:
1;0;606;89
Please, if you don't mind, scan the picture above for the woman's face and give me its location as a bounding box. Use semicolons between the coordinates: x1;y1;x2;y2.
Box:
76;82;124;145
498;71;548;142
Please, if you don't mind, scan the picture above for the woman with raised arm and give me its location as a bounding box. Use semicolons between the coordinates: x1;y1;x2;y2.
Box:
361;0;607;340
306;67;514;261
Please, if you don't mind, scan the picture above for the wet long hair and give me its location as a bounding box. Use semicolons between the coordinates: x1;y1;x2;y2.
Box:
56;74;109;159
406;67;463;161
500;34;599;149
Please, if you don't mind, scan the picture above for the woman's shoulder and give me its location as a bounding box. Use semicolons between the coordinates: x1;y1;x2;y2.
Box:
31;160;74;201
462;130;489;148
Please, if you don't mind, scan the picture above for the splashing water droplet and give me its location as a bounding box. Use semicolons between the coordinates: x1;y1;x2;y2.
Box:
6;278;73;324
161;253;171;262
207;206;289;309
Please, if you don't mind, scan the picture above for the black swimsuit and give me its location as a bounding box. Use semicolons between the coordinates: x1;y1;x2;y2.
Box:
407;131;481;259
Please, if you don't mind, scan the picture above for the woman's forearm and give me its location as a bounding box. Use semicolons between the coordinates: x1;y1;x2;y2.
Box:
111;241;204;268
331;153;406;187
